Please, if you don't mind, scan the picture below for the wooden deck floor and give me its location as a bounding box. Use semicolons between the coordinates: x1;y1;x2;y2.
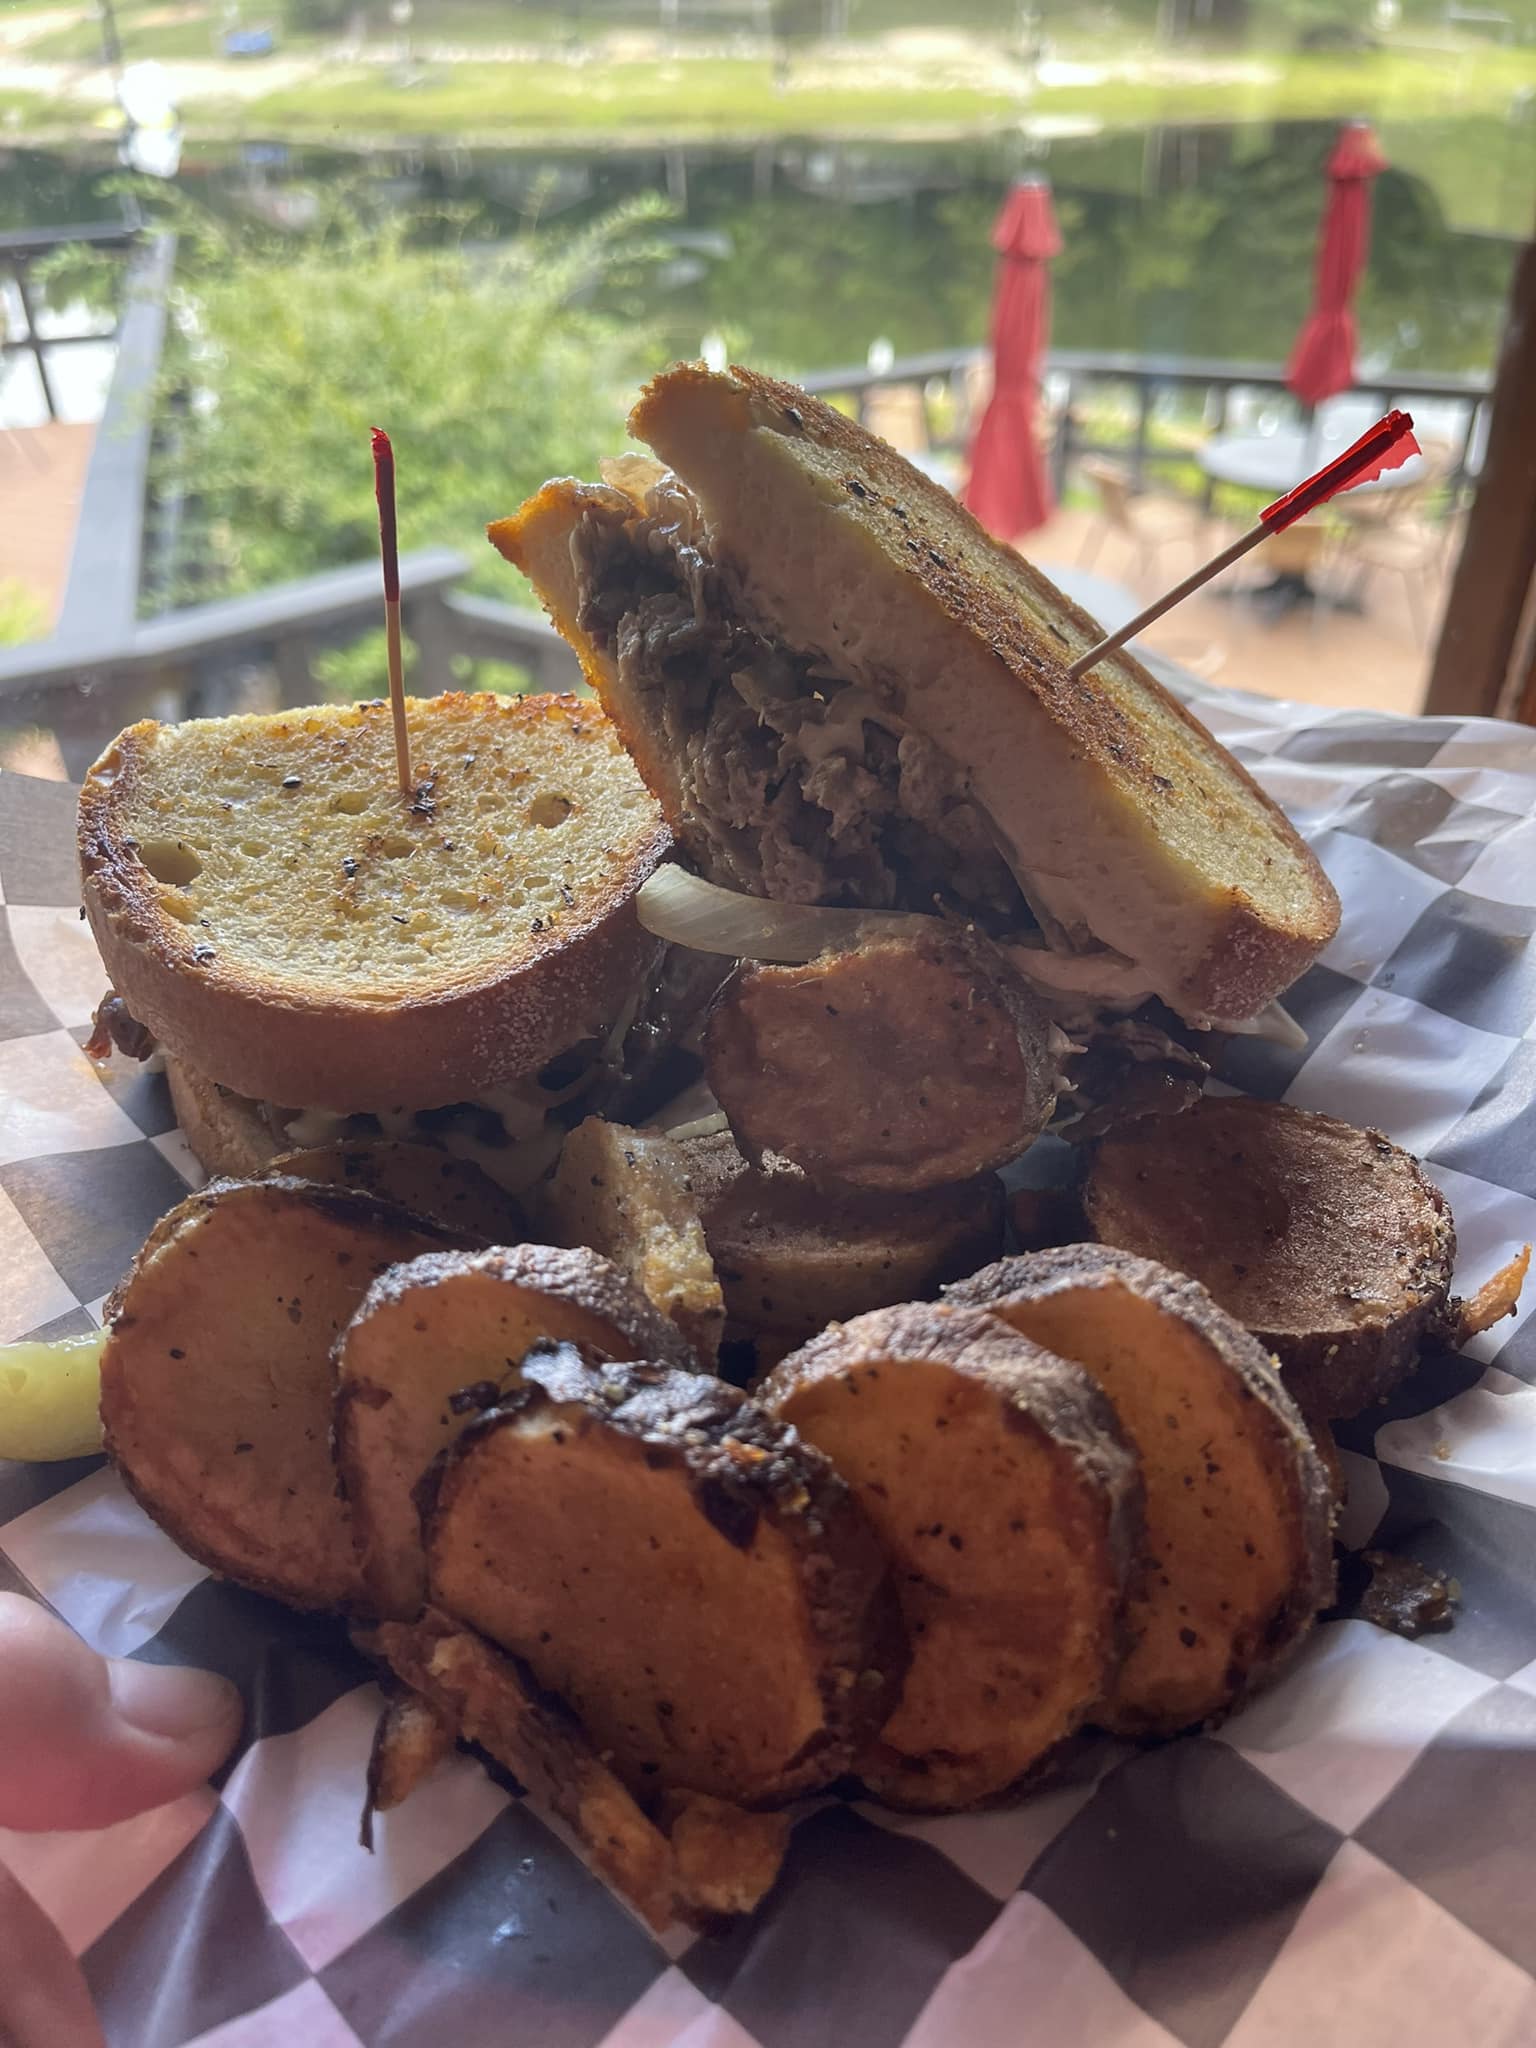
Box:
0;429;1444;763
1027;503;1444;718
0;421;95;631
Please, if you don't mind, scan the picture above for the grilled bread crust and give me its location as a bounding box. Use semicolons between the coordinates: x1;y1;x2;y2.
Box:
494;366;1339;1021
164;1055;279;1179
79;693;671;1112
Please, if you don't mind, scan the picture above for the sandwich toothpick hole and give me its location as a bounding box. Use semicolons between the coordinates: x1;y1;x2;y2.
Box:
1065;410;1419;681
371;427;413;799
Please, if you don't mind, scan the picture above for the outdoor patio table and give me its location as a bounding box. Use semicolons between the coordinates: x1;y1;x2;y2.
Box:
1199;428;1426;611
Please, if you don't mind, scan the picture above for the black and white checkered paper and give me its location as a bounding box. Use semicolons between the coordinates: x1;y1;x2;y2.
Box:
3;688;1535;2048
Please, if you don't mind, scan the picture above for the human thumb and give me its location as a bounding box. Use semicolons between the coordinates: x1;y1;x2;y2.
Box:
0;1594;243;1832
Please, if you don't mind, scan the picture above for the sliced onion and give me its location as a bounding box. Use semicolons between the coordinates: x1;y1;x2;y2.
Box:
1206;1000;1309;1050
599;453;668;509
665;1110;731;1143
1001;940;1156;1007
636;865;938;963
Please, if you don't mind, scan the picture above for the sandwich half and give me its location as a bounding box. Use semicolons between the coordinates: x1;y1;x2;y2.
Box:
490;365;1338;1032
79;691;671;1191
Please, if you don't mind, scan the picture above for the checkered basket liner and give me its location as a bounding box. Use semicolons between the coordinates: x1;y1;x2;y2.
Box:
2;683;1534;2048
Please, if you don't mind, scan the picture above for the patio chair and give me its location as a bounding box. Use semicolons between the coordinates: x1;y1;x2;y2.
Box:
1328;435;1455;534
1077;457;1204;581
1328;512;1462;643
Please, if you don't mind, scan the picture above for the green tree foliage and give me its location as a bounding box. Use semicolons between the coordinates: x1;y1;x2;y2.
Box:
122;179;670;606
669;130;1510;376
0;579;47;646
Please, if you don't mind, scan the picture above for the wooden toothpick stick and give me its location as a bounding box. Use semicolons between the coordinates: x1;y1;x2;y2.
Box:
371;426;412;798
1066;410;1421;680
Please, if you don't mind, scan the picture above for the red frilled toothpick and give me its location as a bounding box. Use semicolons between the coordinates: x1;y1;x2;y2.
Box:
371;426;413;798
1065;409;1421;679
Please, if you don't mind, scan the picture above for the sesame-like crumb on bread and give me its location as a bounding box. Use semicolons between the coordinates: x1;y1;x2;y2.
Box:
78;692;671;1112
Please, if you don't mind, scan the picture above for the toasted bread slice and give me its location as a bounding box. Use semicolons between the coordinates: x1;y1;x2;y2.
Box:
262;1139;526;1244
79;693;669;1112
702;931;1060;1192
678;1130;1004;1366
1083;1097;1460;1420
492;368;1338;1020
950;1246;1335;1734
100;1178;462;1611
164;1054;280;1180
760;1304;1139;1809
423;1365;903;1805
335;1245;695;1620
541;1118;724;1364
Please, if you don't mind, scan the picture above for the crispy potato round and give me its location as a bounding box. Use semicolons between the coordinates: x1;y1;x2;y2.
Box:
423;1366;904;1806
950;1245;1335;1735
761;1303;1140;1809
100;1178;461;1611
703;930;1061;1192
265;1139;525;1246
371;1612;678;1931
676;1130;1004;1368
336;1243;695;1621
1084;1096;1457;1419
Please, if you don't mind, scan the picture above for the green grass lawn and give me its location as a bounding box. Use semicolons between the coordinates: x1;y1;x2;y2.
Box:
0;87;57;128
4;4;1535;237
235;56;1023;138
1039;40;1536;124
218;37;1536;148
24;14;226;60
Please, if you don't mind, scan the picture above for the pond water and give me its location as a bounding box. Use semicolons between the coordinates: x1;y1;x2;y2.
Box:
3;112;1528;382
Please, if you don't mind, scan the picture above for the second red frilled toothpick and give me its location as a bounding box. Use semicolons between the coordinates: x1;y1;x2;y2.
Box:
1066;410;1422;680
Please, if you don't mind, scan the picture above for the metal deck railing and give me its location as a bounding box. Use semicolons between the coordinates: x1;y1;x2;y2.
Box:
0;233;1496;772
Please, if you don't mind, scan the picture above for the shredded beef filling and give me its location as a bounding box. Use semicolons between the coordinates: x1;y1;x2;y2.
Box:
573;478;1030;928
86;989;157;1063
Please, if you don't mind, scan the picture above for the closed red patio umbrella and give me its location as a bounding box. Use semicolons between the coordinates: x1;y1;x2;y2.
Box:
963;176;1061;543
1286;120;1389;408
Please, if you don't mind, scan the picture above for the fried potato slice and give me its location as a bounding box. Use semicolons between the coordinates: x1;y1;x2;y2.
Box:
678;1130;1004;1368
950;1245;1335;1735
368;1612;792;1929
423;1365;904;1806
335;1244;695;1621
370;1611;679;1930
541;1118;724;1365
1455;1245;1529;1343
100;1178;462;1611
760;1303;1139;1810
703;931;1061;1192
657;1791;792;1926
361;1688;456;1846
1084;1096;1457;1419
264;1139;526;1246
